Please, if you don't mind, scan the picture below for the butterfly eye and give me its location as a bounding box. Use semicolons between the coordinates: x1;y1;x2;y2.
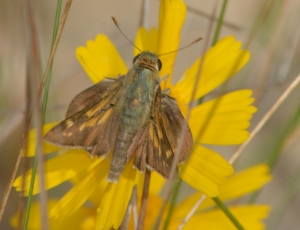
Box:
157;58;162;71
133;54;140;64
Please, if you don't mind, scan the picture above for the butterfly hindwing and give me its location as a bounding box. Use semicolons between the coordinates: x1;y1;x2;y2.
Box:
132;87;193;178
45;77;124;156
160;93;193;162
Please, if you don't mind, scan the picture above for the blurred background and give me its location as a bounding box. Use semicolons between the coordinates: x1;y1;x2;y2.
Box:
1;0;300;229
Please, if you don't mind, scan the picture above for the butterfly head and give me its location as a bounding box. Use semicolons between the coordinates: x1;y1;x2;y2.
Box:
133;51;162;72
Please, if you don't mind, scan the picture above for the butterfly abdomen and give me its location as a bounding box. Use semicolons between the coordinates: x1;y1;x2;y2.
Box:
107;96;150;182
107;127;135;182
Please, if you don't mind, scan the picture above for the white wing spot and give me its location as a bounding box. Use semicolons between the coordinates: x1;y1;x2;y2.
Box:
66;119;74;128
146;165;154;171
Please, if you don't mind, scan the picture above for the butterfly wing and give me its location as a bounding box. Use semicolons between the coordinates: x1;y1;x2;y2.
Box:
160;93;193;162
65;77;121;117
131;87;193;178
45;77;125;156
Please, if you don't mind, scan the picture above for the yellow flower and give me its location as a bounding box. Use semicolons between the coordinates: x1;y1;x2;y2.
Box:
13;0;256;229
11;164;271;230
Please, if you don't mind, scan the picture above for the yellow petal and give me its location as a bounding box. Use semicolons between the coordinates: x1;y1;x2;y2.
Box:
84;175;110;208
68;156;109;207
76;34;128;84
79;155;139;209
174;164;271;219
158;0;186;82
10;200;94;230
176;36;250;103
189;90;257;145
24;122;60;157
172;205;270;230
13;150;94;195
50;157;106;219
179;144;234;197
219;164;272;200
134;27;158;56
95;158;139;230
149;171;165;195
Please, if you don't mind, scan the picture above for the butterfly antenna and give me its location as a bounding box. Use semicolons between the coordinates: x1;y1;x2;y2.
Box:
158;37;202;57
112;17;142;53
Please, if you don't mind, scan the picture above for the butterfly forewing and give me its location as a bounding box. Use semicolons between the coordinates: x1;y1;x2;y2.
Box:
65;77;123;117
45;77;124;156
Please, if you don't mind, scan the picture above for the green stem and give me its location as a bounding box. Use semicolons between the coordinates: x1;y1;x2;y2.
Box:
162;179;182;230
213;197;245;230
211;0;228;46
23;1;62;229
23;151;38;230
42;0;62;120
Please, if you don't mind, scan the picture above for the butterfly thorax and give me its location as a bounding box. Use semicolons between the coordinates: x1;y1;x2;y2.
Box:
133;51;160;72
